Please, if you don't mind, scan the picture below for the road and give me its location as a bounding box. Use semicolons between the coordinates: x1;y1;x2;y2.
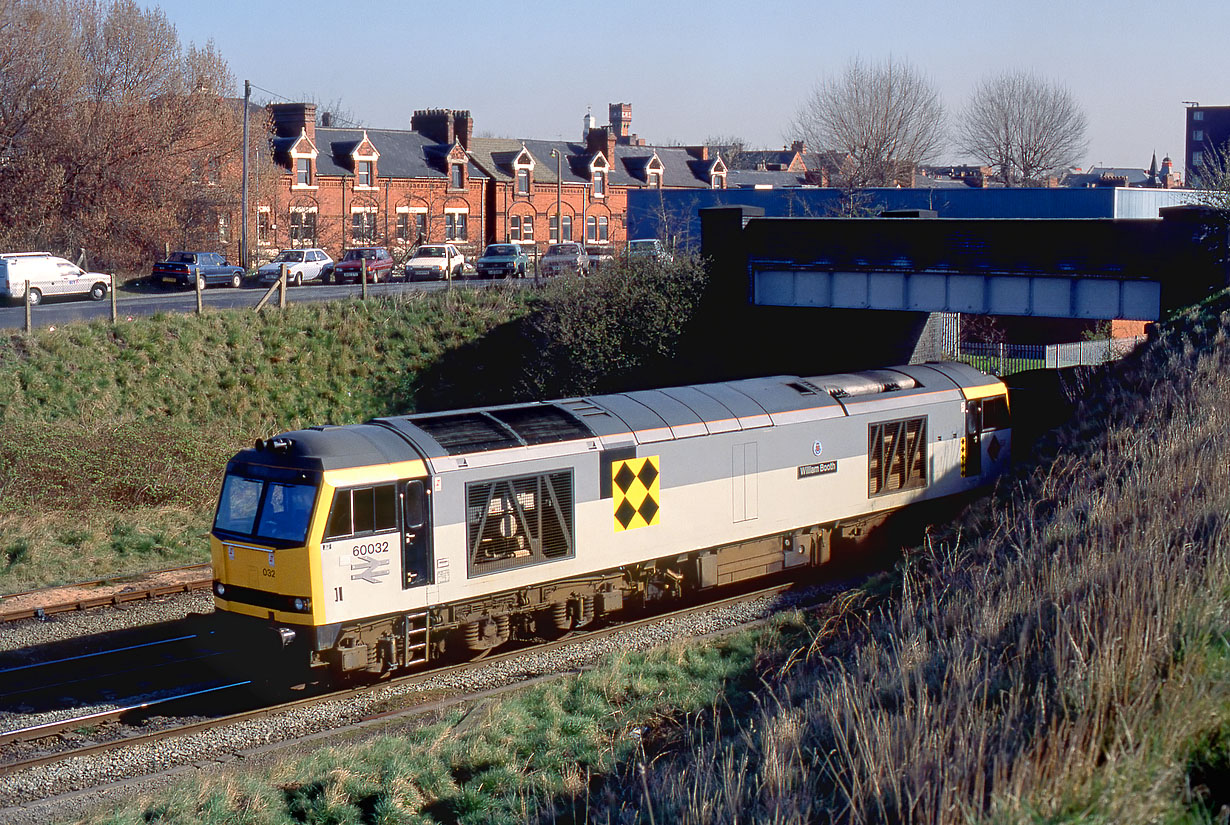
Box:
0;277;522;331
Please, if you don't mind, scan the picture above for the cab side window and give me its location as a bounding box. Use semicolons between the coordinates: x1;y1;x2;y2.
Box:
981;396;1009;430
325;484;397;538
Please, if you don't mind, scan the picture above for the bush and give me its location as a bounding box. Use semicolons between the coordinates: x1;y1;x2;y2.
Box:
407;256;710;411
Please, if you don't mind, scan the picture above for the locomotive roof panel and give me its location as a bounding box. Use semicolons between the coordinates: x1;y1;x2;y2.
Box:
895;363;1008;400
236;424;421;471
269;364;1004;470
719;376;847;426
584;394;675;443
656;386;744;434
687;383;772;429
622;389;709;439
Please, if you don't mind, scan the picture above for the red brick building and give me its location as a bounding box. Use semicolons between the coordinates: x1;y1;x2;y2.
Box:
254;102;727;261
468;104;730;254
259;103;488;261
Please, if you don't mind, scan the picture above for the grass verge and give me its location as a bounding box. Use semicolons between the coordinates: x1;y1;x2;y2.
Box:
0;288;529;594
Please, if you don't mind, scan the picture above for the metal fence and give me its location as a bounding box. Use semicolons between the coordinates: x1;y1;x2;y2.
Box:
958;336;1148;376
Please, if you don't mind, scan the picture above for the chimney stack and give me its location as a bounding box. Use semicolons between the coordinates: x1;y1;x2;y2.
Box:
268;102;317;144
411;109;456;145
453;110;473;150
587;126;616;162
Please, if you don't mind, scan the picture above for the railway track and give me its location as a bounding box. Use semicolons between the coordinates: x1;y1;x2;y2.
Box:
0;564;211;623
0;579;801;782
0;631;231;712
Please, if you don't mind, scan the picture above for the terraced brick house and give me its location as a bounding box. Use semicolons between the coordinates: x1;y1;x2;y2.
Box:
260;103;488;261
257;102;727;261
467;103;729;254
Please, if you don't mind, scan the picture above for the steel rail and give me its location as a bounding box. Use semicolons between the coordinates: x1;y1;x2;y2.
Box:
0;580;799;779
0;564;212;623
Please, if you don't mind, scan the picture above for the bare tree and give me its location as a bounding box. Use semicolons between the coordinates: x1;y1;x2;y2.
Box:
957;71;1088;186
1190;140;1230;209
0;0;241;268
789;57;946;188
704;134;747;169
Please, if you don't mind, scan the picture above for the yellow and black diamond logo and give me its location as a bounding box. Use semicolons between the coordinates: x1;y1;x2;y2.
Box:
612;455;660;532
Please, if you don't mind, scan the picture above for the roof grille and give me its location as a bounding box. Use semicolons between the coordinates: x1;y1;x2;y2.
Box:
412;405;593;455
413;414;518;454
489;406;593;445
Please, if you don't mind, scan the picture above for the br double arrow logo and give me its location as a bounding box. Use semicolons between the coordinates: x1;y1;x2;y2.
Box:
349;555;390;584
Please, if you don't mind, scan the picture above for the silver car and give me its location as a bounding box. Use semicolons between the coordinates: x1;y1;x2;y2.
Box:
257;248;334;286
540;242;588;277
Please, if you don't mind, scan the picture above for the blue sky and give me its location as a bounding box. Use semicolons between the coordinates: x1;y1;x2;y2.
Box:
160;0;1229;176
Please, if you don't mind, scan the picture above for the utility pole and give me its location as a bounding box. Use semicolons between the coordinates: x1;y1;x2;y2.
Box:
240;80;251;269
550;148;563;244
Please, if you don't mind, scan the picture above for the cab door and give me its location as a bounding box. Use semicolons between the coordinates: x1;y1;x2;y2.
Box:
962;400;983;478
402;479;433;588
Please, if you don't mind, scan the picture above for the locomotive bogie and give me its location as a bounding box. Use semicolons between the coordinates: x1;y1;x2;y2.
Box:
209;363;1011;679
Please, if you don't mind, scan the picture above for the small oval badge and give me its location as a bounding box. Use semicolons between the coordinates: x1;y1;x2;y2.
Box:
813;440;823;457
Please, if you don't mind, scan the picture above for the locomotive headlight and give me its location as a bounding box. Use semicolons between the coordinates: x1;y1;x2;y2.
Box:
293;597;307;612
214;582;226;597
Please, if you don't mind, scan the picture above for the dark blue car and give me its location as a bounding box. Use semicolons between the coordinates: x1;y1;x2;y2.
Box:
152;252;245;290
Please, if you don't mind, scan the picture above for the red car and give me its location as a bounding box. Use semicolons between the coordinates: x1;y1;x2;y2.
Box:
330;247;394;284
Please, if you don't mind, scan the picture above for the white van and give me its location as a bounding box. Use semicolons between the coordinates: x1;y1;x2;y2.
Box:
0;253;112;306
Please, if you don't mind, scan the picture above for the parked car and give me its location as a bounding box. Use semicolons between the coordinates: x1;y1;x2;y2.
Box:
257;248;333;286
331;247;394;284
475;243;528;279
626;238;673;263
405;244;466;281
0;252;111;306
540;242;588;277
152;251;245;289
585;246;615;270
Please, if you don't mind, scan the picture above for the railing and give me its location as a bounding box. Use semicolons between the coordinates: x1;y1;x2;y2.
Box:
958;336;1148;376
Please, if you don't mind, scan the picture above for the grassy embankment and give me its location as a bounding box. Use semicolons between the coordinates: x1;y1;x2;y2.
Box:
0;288;528;591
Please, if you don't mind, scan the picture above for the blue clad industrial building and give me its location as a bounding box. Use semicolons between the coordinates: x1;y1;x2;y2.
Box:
629;187;1201;247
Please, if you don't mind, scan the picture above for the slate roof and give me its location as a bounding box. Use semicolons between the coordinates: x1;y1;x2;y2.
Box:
912;175;980;190
299;127;488;181
467;137;721;189
726;149;802;171
727;170;812;188
1063;166;1151;188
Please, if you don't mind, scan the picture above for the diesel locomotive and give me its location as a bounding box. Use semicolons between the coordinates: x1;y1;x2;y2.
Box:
209;362;1010;678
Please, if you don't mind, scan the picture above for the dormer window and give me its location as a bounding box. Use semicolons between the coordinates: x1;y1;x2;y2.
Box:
349;132;379;190
512;148;535;196
451;163;465;189
593;170;606;197
288;128;318;190
646;155;663;188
